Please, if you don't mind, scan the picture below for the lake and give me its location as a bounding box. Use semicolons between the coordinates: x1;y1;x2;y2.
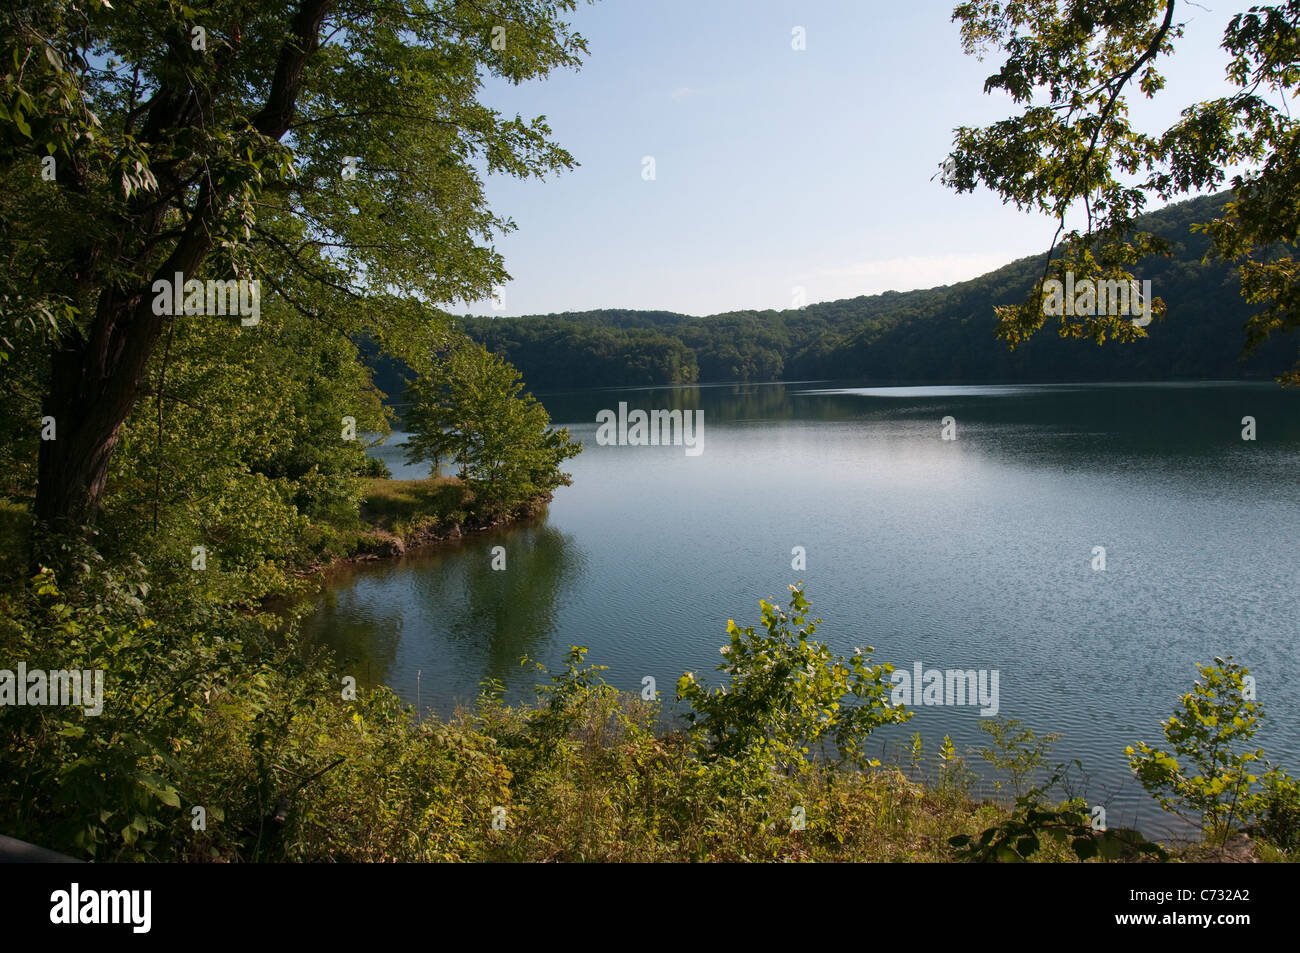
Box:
302;380;1300;837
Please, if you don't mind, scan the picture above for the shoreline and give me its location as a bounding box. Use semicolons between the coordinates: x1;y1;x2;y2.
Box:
290;478;554;581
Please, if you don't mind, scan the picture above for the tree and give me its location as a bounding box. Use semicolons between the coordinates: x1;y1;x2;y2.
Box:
976;717;1061;798
1126;656;1269;844
0;0;590;538
676;584;912;774
403;337;580;516
945;0;1300;383
101;294;391;592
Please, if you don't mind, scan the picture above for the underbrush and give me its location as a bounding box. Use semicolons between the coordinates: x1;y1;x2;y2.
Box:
2;562;1295;863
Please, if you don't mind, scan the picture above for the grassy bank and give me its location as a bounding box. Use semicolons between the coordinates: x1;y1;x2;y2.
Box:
287;476;553;573
354;477;549;555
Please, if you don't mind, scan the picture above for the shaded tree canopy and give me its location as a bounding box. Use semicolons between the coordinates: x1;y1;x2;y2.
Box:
0;0;590;535
944;0;1300;383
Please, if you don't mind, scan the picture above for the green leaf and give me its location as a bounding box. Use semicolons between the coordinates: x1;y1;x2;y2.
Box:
1014;833;1039;857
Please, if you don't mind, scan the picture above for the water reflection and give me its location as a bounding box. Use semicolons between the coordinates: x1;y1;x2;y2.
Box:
422;522;585;689
302;515;585;711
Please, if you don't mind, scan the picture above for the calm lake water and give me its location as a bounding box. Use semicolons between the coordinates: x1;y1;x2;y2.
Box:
303;380;1300;836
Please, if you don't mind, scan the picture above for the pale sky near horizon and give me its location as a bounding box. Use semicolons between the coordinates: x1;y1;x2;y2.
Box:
461;1;1253;318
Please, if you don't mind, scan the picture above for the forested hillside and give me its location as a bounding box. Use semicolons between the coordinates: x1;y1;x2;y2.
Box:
391;193;1295;394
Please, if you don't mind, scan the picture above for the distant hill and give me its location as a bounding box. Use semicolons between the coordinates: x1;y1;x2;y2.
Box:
366;192;1298;401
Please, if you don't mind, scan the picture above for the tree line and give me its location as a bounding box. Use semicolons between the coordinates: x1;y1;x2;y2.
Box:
425;193;1295;393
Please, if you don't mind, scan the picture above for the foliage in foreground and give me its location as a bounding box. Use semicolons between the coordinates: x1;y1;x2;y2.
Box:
949;766;1169;864
1127;656;1300;849
0;577;1002;861
2;566;1297;862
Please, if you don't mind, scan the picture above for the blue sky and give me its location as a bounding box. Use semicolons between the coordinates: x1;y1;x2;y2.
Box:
463;1;1246;317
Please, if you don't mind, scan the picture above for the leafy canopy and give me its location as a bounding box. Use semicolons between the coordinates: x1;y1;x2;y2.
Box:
1;0;591;349
947;0;1300;382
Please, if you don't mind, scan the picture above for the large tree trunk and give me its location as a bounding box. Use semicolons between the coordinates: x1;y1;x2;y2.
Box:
33;216;217;542
34;287;165;536
29;0;332;544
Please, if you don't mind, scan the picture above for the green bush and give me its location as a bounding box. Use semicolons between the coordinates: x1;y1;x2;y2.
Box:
0;564;251;859
1250;770;1300;854
1127;657;1267;845
677;583;911;773
977;717;1061;797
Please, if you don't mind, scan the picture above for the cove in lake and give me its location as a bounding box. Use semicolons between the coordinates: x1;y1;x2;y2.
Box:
304;380;1300;837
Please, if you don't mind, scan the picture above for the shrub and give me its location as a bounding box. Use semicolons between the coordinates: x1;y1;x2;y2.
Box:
1250;769;1300;854
676;583;911;774
977;717;1061;797
1126;657;1267;845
